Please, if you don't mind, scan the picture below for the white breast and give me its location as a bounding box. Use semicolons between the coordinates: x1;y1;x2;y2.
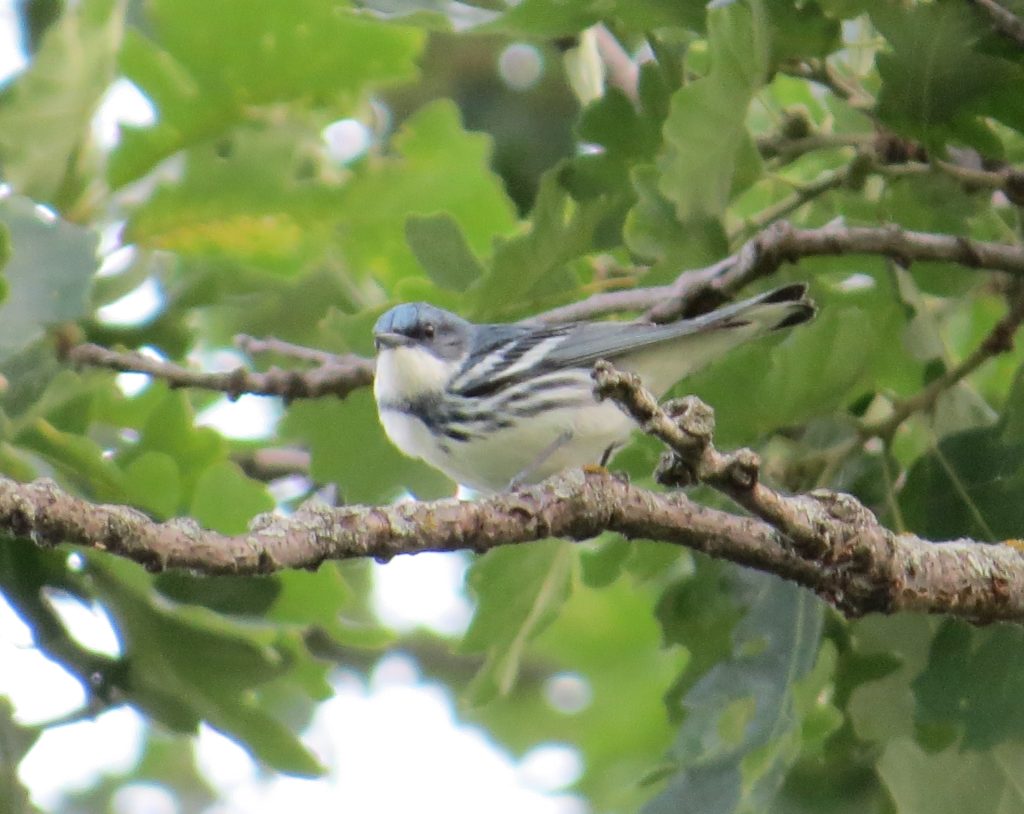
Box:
374;347;638;493
378;407;440;467
437;398;635;492
373;346;454;469
373;346;452;403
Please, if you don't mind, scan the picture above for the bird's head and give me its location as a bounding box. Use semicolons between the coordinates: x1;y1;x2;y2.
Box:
373;303;471;358
372;303;472;404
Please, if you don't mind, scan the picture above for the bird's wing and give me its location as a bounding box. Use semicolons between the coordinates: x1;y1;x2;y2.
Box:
545;284;814;368
449;323;571;397
450;285;813;398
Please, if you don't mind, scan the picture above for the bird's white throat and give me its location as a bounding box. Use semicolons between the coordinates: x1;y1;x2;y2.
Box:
374;345;455;405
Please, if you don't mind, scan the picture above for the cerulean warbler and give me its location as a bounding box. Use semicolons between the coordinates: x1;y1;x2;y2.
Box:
373;284;815;492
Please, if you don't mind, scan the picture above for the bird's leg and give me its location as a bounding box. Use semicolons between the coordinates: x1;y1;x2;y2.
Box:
599;443;618;467
507;430;574;490
582;443;627;483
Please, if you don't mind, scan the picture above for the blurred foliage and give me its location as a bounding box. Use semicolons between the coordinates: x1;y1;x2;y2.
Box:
1;0;1024;811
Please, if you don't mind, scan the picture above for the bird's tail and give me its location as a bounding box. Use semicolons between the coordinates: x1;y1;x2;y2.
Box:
628;283;816;395
686;283;816;334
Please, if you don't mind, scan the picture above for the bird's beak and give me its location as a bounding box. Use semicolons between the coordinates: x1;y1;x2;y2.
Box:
374;332;410;351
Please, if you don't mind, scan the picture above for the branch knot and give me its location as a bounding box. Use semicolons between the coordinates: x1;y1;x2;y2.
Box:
726;449;761;490
663;396;715;440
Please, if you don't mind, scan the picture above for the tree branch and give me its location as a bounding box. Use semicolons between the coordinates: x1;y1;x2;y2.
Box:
591;24;640;103
756;122;1024;206
731;165;851;240
777;58;876;111
67;224;1024;399
235;334;342;366
235;447;312;481
786;285;1024;491
860;285;1024;440
593;362;829;555
876;156;1024;206
970;0;1024;47
537;221;1024;324
5;363;1024;624
64;343;374;403
756;130;874;164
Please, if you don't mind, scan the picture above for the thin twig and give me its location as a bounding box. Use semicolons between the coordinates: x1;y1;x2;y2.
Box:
874;157;1024;203
860;287;1024;440
236;447;312;480
67;224;1024;399
778;59;876;110
970;0;1024;47
533;223;1024;325
756;125;1024;204
593;362;828;554
65;343;374;402
235;334;342;366
732;165;851;240
648;222;1024;323
756;132;873;163
592;24;640;103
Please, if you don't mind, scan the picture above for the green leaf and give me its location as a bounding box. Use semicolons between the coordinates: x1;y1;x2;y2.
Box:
577;88;661;162
657;1;768;221
471;568;683;812
625;165;729;281
0;338;68;420
461;540;577;705
266;566;353;631
405;213;485;292
846;615;939;747
279;389;453;503
0;222;10;273
0;0;125;205
123;125;348;274
156;563;362;645
643;571;825;814
156;572;282;617
0;698;42;814
899;425;1024;541
998;360;1024;444
335;100;518;290
880;172;987;245
123;451;181;519
913;620;1024;750
190;460;274;535
878;738;1024;814
873;2;1024;150
15;418;127;499
133;389;225;502
88;557;324;776
789;640;843;755
579;534;633;588
110;0;425;186
564;86;663;205
471;168;621;319
657;558;744;706
766;0;841;64
147;0;421;101
0;195;97;363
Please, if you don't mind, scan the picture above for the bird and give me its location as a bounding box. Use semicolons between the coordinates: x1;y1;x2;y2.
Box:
372;284;815;493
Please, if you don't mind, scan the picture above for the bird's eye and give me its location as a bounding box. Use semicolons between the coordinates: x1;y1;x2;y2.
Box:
422;322;435;339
